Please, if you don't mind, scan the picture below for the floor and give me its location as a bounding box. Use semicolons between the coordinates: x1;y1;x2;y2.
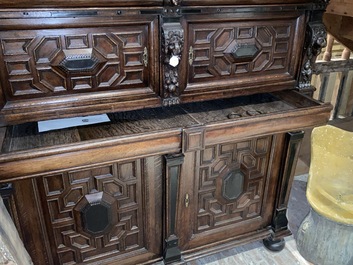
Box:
186;118;353;265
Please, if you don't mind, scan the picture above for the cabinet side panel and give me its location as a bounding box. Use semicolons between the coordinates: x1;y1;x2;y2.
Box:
12;179;53;265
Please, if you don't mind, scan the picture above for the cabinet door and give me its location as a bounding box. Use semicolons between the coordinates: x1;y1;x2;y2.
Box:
11;156;163;265
179;12;305;102
177;135;284;250
0;15;160;124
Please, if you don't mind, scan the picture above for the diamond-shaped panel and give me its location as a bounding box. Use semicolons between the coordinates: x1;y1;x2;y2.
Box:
93;34;119;59
210;202;223;215
71;235;90;249
103;181;123;197
256;27;273;47
253;52;271;72
241;154;256;169
34;37;61;63
212;158;228;176
97;64;120;87
64;187;84;207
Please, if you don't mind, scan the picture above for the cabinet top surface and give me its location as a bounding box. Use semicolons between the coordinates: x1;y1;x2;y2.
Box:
0;0;320;8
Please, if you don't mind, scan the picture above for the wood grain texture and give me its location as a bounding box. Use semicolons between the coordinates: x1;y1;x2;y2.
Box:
0;91;331;181
0;14;161;125
0;3;316;125
0;1;332;264
0;0;163;7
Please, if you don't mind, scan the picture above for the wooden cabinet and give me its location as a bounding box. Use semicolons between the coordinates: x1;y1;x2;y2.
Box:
0;1;331;264
0;91;331;264
0;0;329;124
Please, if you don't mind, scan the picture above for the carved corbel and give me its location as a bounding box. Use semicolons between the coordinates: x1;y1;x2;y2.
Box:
162;23;184;106
298;22;327;90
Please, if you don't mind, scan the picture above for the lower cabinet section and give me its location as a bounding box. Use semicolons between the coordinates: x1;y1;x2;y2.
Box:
4;133;300;265
0;91;331;264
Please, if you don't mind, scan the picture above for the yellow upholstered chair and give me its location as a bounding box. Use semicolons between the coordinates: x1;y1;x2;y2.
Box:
296;125;353;265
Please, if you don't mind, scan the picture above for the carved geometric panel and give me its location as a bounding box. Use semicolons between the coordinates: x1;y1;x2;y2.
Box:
37;159;148;264
189;19;295;83
196;136;273;232
0;23;153;101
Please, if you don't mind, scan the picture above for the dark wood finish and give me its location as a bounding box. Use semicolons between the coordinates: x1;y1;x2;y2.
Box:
179;12;306;103
0;1;331;264
0;90;331;264
12;157;164;265
270;131;304;240
163;154;184;263
0;0;163;8
0;14;161;125
0;0;328;125
179;134;277;250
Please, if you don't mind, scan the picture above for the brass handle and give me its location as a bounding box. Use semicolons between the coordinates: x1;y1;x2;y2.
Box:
143;47;148;67
188;46;194;66
185;193;190;207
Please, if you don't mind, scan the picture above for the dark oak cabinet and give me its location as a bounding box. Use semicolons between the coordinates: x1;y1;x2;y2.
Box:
0;1;331;264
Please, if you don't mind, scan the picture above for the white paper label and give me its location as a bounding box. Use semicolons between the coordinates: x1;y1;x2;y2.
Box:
38;114;110;132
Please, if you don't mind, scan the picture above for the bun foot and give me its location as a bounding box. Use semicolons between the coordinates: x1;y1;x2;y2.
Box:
263;237;285;252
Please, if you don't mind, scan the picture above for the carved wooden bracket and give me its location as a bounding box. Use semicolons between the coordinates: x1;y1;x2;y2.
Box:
298;22;327;90
162;22;184;106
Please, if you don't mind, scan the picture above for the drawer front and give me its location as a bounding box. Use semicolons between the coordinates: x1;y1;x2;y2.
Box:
0;16;160;124
180;13;305;100
10;156;163;265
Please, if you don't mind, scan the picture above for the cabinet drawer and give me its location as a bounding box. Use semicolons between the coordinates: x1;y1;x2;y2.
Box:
179;12;306;102
0;90;331;181
0;15;160;125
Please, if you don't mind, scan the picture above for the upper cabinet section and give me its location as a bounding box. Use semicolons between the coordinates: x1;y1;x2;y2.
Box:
0;1;329;125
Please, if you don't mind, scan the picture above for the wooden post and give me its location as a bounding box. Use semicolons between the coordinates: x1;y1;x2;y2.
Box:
319;34;334;102
332;47;351;118
323;34;334;62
